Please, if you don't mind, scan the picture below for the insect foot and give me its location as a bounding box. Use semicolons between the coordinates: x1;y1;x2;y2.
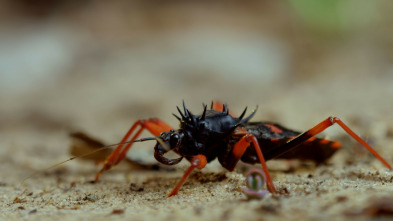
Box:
242;168;269;200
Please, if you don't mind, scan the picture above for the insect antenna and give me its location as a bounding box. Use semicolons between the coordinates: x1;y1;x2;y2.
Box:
20;137;157;184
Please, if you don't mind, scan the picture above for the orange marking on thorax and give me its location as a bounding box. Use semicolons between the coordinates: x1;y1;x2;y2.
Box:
211;101;236;116
331;141;342;149
306;137;316;142
319;139;330;145
265;124;283;133
233;127;248;135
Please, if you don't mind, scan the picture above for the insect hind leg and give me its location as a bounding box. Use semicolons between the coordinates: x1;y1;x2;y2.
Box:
222;131;277;193
266;117;392;169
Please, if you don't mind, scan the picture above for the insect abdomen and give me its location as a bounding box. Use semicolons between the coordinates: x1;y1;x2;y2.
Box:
240;137;341;165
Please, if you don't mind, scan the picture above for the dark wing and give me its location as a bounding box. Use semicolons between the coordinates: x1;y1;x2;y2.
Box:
240;122;341;164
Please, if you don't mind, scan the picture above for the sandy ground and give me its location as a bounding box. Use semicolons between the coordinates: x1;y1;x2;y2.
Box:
1;72;393;221
1;1;393;220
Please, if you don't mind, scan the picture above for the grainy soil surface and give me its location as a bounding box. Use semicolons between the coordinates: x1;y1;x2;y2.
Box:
2;73;393;221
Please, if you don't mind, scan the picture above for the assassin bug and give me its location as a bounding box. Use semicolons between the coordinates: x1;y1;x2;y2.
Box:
94;101;392;196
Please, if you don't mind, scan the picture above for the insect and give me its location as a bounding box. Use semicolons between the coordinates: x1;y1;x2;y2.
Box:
94;101;392;196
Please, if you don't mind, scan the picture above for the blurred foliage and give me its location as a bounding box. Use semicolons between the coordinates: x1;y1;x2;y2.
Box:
288;0;378;35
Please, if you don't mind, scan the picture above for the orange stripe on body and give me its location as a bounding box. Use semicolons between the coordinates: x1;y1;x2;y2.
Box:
264;124;283;133
331;141;342;149
319;138;330;145
269;138;280;142
306;137;316;142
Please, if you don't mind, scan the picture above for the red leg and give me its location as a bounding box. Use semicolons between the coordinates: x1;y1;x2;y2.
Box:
231;133;277;193
95;118;173;181
167;155;207;197
266;117;392;169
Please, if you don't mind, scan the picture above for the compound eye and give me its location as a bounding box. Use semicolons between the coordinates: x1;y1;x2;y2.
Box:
170;133;180;147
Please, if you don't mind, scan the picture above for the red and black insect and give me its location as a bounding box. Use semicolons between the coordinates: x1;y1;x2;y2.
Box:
94;101;392;196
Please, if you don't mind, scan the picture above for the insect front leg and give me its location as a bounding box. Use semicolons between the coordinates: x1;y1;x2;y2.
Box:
95;118;174;181
167;155;207;197
266;117;392;169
